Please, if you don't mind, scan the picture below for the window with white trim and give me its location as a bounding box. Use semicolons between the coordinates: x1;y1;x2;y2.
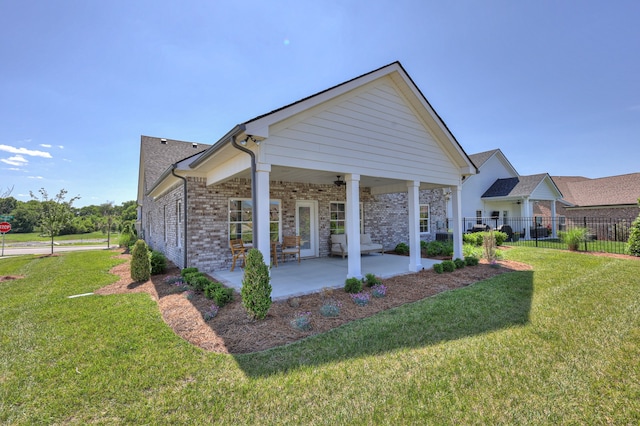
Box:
330;201;363;234
419;204;430;233
229;198;281;243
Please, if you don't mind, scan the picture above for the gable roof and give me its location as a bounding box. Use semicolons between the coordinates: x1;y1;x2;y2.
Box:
552;173;640;207
190;61;478;176
482;173;560;199
468;149;500;169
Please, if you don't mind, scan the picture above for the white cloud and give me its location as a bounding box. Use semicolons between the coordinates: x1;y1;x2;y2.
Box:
40;144;52;148
0;144;52;158
58;145;64;149
1;155;28;166
28;176;44;179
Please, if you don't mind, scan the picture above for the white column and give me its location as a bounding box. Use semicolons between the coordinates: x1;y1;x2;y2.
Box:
407;181;423;271
345;173;362;279
523;198;531;239
551;200;557;238
451;185;463;260
255;163;272;265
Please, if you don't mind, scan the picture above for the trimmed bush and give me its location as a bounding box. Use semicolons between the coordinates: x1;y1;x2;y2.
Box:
181;267;199;278
184;272;206;286
441;260;456;273
364;273;381;287
213;287;234;307
344;277;363;294
560;227;589;251
394;242;409;255
130;239;151;282
453;258;466;269
150;250;167;275
433;263;444;274
191;276;212;292
204;281;223;298
465;255;479;266
241;248;272;320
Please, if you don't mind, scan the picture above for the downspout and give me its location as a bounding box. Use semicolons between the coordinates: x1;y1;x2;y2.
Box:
231;133;258;249
171;165;188;269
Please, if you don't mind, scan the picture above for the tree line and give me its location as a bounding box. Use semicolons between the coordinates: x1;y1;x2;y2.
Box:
0;189;136;236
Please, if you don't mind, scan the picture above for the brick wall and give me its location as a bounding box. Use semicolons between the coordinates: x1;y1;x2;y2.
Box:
144;178;447;273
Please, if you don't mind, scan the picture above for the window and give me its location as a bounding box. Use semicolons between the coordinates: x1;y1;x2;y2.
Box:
176;200;182;247
330;202;364;234
330;202;345;234
476;210;482;225
419;204;430;233
163;205;167;242
229;198;281;243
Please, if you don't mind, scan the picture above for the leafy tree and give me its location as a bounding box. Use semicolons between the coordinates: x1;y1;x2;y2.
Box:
12;200;41;233
30;188;80;254
0;196;17;215
100;201;115;247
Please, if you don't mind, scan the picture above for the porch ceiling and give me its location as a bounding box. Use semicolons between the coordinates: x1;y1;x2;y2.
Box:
215;165;448;193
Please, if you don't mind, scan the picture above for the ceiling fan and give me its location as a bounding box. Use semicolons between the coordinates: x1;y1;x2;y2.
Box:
333;175;346;187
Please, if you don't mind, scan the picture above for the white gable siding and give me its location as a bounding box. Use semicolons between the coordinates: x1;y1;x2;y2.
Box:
461;153;517;219
531;179;557;200
261;78;461;186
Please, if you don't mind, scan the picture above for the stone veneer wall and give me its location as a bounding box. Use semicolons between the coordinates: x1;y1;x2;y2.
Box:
146;177;447;273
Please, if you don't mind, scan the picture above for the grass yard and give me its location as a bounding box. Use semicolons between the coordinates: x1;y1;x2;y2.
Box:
1;248;638;424
1;231;112;244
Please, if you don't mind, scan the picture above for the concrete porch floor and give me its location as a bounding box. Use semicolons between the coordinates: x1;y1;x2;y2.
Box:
210;254;442;300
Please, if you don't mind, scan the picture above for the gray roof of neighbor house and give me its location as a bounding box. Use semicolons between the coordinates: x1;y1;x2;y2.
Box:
481;174;551;198
552;173;640;207
468;149;500;169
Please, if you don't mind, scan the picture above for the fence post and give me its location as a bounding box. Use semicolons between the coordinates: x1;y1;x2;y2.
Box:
583;217;588;251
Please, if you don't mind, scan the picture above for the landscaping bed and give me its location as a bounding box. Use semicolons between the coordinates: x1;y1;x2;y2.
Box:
96;250;531;354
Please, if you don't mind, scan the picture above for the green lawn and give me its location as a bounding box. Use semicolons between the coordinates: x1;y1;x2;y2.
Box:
1;231;113;245
1;248;638;424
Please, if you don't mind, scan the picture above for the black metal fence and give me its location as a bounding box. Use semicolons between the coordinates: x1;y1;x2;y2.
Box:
457;216;636;255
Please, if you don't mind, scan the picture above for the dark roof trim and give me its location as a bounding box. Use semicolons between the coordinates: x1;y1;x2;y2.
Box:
188;124;246;169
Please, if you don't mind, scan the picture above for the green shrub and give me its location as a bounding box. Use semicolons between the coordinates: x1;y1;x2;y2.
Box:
394;242;409;255
130;239;151;282
420;240;428;250
626;210;640;256
453;258;465;269
191;276;212;292
465;256;479;266
463;243;482;259
204;281;223;298
364;273;381;287
425;241;444;257
184;272;205;286
463;233;483;246
213;287;234;307
493;231;508;246
441;260;456;273
433;263;444;274
118;232;137;249
181;267;199;278
560;227;589;251
241;249;272;320
150;250;167;275
344;277;363;293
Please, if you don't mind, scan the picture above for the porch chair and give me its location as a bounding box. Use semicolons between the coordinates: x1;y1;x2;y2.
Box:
281;235;301;264
229;238;246;272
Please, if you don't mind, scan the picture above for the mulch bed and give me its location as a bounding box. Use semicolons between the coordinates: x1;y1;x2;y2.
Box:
96;249;532;354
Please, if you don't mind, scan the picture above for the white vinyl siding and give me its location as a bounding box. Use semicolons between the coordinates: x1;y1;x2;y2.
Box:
262;79;460;185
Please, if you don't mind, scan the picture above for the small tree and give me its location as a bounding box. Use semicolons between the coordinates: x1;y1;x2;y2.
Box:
626;200;640;256
100;201;115;248
241;248;272;320
130;239;151;282
30;188;80;254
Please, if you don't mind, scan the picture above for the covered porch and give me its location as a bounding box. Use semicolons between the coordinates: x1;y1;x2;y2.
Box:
211;253;442;300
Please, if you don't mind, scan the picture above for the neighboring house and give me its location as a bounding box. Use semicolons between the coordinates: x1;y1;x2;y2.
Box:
137;62;477;281
456;149;563;239
535;173;640;239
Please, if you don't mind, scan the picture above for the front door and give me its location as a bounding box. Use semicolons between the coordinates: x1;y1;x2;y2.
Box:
295;201;318;258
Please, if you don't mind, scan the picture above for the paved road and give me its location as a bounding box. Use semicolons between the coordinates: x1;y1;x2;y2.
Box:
0;245;118;257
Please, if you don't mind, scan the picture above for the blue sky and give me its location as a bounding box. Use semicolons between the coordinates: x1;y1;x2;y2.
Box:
1;1;638;207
